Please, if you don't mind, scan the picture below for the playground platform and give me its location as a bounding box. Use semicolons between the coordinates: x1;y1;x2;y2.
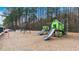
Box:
0;31;79;51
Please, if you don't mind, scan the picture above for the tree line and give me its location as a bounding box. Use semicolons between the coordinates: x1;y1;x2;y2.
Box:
3;7;79;32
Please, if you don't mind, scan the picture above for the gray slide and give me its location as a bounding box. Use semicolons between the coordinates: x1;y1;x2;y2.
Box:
44;29;55;40
39;29;45;35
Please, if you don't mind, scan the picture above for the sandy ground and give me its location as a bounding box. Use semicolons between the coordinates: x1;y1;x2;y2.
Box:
0;31;79;51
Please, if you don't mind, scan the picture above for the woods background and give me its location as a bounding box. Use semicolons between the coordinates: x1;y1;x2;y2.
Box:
2;7;79;32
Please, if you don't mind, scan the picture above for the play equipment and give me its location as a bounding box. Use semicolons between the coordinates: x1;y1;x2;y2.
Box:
44;29;55;40
44;19;65;40
39;26;49;35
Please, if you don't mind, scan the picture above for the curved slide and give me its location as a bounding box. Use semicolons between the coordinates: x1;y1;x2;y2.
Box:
44;29;55;40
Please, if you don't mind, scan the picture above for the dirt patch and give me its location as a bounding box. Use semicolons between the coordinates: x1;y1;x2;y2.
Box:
0;31;79;51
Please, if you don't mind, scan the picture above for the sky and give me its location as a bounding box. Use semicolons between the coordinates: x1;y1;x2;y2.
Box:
0;7;6;25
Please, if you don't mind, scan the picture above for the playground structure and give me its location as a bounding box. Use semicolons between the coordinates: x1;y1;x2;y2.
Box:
39;26;49;35
39;18;65;40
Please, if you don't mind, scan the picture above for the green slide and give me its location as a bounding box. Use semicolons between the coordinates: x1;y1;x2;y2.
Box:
44;19;65;40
